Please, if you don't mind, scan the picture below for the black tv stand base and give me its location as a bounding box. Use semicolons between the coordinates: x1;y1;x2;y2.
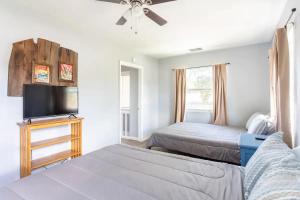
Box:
68;114;77;119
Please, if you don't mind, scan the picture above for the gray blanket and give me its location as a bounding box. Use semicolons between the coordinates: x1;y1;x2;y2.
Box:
0;144;244;200
146;123;246;164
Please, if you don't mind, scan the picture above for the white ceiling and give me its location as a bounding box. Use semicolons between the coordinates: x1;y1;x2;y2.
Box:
3;0;288;58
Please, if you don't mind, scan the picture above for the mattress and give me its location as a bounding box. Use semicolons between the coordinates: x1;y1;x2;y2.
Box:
0;144;244;200
146;122;246;164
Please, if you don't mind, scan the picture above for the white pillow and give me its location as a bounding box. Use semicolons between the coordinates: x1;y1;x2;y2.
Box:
264;116;276;135
246;112;261;130
247;114;268;134
293;146;300;160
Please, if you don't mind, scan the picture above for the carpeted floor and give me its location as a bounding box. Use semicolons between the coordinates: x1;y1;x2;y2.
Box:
121;138;147;148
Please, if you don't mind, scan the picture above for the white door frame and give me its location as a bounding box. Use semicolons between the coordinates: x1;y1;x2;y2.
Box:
119;61;143;142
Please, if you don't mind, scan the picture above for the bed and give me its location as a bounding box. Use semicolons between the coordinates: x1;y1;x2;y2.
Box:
0;144;244;200
146;122;246;164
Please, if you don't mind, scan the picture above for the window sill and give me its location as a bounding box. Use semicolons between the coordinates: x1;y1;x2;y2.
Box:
186;109;212;113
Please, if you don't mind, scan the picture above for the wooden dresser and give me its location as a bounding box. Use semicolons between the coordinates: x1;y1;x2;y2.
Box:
18;117;83;177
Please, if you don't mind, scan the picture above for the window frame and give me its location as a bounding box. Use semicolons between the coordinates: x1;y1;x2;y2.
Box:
185;66;213;112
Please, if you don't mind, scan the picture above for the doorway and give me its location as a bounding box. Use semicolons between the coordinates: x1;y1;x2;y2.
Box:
119;61;142;141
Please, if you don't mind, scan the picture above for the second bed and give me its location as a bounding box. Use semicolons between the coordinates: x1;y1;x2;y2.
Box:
146;122;246;164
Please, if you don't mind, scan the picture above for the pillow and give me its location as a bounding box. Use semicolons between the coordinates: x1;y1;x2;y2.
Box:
293;146;300;160
246;112;261;130
247;114;268;134
248;153;300;200
264;115;276;135
243;132;292;199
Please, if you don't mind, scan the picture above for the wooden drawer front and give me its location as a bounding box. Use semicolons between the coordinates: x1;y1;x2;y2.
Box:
240;148;256;167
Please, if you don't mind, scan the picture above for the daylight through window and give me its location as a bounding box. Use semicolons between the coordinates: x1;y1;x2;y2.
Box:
186;67;213;111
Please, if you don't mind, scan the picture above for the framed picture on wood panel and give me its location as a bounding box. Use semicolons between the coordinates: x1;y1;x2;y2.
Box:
59;63;73;82
32;63;51;84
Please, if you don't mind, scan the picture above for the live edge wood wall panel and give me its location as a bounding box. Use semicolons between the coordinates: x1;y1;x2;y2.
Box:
7;39;35;96
7;38;78;97
36;38;60;85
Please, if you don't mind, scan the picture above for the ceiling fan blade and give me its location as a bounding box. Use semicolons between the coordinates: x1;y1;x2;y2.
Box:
95;0;125;4
147;0;176;5
116;9;130;25
143;8;167;26
116;16;127;25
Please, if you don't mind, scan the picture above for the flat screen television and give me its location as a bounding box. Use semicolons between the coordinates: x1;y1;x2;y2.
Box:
23;84;79;119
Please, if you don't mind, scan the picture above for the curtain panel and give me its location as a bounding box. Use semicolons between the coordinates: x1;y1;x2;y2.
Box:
212;64;228;126
174;69;186;123
269;28;293;147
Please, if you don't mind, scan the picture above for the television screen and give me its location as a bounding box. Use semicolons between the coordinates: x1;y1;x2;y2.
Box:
23;85;78;119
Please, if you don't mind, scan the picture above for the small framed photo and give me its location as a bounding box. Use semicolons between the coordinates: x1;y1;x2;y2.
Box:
32;63;50;84
59;63;73;82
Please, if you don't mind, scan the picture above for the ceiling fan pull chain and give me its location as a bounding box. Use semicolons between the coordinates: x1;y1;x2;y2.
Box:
134;15;138;34
130;8;133;31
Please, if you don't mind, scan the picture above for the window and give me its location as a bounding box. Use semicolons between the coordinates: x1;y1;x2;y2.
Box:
186;67;213;111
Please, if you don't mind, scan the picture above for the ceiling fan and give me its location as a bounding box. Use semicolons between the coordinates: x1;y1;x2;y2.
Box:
96;0;175;27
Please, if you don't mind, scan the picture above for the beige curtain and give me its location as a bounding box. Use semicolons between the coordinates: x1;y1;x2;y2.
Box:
269;28;292;147
174;69;186;123
213;64;228;126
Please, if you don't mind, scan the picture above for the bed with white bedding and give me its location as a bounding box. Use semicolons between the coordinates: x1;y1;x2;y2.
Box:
0;144;244;200
146;122;246;164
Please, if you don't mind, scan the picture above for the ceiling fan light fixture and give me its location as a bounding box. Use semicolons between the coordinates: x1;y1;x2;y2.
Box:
132;4;144;17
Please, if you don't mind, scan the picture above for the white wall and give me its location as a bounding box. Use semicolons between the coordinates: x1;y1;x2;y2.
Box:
277;0;300;146
158;43;271;128
0;6;159;186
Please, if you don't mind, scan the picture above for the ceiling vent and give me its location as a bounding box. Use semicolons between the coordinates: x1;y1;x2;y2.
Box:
189;47;203;52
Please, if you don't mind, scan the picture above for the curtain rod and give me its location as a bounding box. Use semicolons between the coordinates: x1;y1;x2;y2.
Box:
172;62;230;71
285;8;296;28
